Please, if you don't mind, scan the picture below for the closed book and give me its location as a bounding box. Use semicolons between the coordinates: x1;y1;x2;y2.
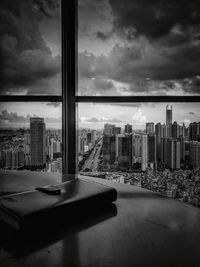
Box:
0;178;117;231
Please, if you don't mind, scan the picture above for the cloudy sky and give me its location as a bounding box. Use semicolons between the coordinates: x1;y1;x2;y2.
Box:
0;102;61;129
1;0;200;96
0;0;61;95
79;0;200;96
78;103;200;129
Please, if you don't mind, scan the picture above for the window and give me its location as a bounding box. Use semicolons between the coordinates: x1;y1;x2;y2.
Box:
0;102;62;173
76;0;200;208
0;0;62;175
2;0;200;210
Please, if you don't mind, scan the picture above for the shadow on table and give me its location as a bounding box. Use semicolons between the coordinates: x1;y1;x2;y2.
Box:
0;203;117;257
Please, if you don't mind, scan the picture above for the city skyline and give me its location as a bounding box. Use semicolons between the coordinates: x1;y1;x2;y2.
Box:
0;102;62;129
1;103;200;130
78;103;200;130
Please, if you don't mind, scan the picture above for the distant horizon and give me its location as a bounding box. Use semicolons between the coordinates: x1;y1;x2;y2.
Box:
1;102;200;130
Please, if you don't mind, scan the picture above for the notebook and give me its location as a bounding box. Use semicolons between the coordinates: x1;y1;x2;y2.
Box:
0;178;117;231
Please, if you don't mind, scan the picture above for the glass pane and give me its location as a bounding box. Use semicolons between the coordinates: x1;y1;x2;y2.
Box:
0;0;61;95
78;0;200;96
0;102;62;174
77;102;200;208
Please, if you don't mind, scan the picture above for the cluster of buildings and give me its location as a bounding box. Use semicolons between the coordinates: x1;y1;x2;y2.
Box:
78;128;102;155
0;118;62;173
101;106;200;172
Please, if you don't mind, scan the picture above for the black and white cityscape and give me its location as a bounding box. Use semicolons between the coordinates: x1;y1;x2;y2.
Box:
78;104;200;207
0;118;62;173
1;103;200;208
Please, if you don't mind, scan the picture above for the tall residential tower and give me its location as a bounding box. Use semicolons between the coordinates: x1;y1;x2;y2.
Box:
166;105;172;125
30;117;46;169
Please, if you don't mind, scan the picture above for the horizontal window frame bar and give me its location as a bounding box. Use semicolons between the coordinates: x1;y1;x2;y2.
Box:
1;96;200;103
76;96;200;103
0;96;62;102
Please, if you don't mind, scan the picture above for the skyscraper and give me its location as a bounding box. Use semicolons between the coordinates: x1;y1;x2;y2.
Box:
148;134;156;169
146;122;154;134
30;117;46;169
125;124;132;134
155;123;164;161
166;105;172;125
132;134;142;163
141;134;148;171
189;141;200;169
189;122;200;141
172;121;179;139
102;135;116;164
116;134;132;168
166;138;180;170
132;134;148;171
104;123;115;135
113;127;121;135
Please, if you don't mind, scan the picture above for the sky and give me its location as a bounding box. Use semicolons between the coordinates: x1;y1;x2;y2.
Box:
0;102;200;130
0;0;200;127
1;0;200;96
78;103;200;130
0;0;61;95
78;0;200;96
0;102;62;129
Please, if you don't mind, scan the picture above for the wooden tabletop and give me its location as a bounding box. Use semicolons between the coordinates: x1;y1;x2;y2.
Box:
0;171;200;267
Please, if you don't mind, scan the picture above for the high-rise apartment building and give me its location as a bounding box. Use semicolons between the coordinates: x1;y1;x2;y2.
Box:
132;134;148;171
179;136;185;161
91;130;96;145
102;135;116;164
86;132;92;144
189;141;200;169
148;134;156;169
104;124;115;135
132;134;142;163
166;105;172;125
125;124;132;134
116;134;132;168
113;127;121;135
163;124;172;138
155;123;164;161
172;121;179;139
166;138;180;170
141;134;148;171
30;117;46;169
146;122;154;134
189;122;200;141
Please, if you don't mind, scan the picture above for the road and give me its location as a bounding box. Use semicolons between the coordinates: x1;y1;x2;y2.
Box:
81;138;102;172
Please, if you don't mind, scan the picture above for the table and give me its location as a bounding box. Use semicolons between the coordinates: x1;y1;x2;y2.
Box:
0;171;200;267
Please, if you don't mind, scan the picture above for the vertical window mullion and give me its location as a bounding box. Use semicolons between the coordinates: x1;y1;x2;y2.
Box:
62;0;77;180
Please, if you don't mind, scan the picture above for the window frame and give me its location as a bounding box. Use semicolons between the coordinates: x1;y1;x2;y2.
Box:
1;0;200;182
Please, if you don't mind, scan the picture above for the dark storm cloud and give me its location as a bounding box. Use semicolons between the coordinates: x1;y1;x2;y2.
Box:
94;78;114;90
0;0;60;95
46;102;61;107
0;110;30;123
109;0;200;39
78;0;200;95
32;0;60;18
96;31;112;41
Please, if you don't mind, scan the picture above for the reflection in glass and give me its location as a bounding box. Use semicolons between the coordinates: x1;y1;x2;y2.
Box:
77;103;200;207
0;102;62;173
